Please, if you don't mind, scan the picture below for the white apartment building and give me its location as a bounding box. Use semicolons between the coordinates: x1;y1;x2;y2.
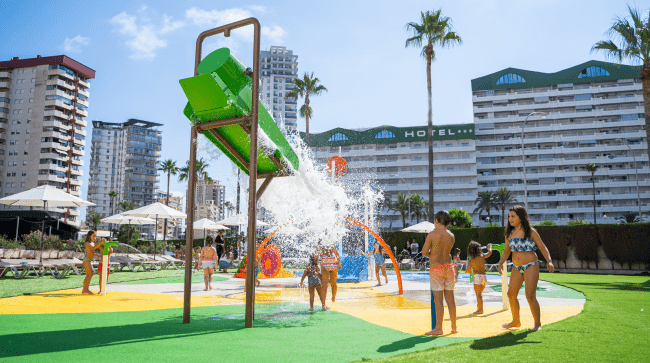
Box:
190;177;225;224
472;60;649;225
310;124;478;230
259;46;299;130
0;55;94;226
87;119;162;234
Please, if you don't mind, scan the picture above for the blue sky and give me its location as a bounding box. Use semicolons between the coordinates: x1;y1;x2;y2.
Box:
0;0;642;219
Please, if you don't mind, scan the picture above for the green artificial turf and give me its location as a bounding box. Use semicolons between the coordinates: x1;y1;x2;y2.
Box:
0;303;472;362
0;269;182;298
358;273;650;363
489;280;585;299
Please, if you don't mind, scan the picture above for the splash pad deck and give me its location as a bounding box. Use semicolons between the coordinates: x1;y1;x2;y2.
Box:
1;272;584;340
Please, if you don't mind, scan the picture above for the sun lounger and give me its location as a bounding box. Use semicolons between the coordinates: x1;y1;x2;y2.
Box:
153;255;185;270
0;259;43;279
112;255;151;272
131;254;166;270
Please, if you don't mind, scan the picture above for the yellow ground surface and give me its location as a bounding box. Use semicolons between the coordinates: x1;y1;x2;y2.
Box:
0;282;583;339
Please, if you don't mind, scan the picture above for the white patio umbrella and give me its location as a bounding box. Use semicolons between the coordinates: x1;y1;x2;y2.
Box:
215;213;270;227
0;185;95;263
401;221;436;233
191;218;229;244
121;202;187;260
101;214;156;256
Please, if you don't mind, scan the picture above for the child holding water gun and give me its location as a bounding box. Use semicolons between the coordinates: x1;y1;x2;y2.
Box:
466;241;492;314
299;255;326;311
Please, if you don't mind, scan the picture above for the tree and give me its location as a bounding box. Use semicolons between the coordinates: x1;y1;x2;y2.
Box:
586;162;599;224
494;187;517;227
409;194;428;223
87;212;104;230
118;201;135;213
406;9;462;222
592;5;650;160
159;159;179;241
618;212;641;223
285;72;327;146
449;208;473;228
179;157;210;183
224;201;234;218
390;193;411;228
473;191;497;225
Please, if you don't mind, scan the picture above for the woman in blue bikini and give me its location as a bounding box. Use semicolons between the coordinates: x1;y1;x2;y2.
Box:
498;205;554;331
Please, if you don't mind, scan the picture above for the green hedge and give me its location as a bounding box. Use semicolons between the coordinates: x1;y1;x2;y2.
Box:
380;223;650;268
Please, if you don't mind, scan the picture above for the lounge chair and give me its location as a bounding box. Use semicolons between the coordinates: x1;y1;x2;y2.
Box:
112;255;151;272
153;255;185;270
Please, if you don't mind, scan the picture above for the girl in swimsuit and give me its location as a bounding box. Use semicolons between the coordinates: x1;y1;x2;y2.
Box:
498;205;555;331
452;248;461;282
466;241;492;314
299;255;325;311
360;243;388;286
81;231;104;295
318;244;341;304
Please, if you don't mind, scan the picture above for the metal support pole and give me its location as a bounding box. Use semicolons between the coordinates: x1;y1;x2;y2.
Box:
244;19;261;329
634;154;641;220
15;216;19;241
521;115;530;212
183;126;198;324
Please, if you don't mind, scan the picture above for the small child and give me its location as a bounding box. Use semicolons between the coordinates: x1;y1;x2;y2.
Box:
299;255;326;311
452;248;461;281
194;247;201;272
466;241;492;314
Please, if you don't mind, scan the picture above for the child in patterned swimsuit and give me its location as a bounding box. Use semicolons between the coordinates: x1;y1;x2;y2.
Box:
300;255;326;311
452;248;461;282
466;241;492;314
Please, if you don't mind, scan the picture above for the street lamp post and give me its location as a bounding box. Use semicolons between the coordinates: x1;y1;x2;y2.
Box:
521;111;548;211
389;174;411;226
616;139;642;221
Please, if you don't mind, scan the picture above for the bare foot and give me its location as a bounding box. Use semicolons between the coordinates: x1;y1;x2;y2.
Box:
451;329;458;334
322;305;328;311
332;296;336;302
473;310;484;314
502;321;521;329
309;307;314;311
376;283;382;287
425;328;443;336
385;278;388;284
81;290;93;295
204;288;208;291
531;325;542;331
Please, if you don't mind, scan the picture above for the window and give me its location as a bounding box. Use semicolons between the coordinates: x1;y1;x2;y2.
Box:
328;133;349;141
496;73;526;85
375;130;396;139
578;66;610;78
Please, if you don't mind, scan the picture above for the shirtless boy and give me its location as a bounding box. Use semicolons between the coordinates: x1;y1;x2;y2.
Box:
422;210;457;336
81;231;105;295
199;237;217;291
466;241;493;314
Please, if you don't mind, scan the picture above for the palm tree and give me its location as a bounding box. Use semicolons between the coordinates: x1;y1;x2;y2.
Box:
405;9;462;222
473;191;497;225
390;193;411;228
586;162;599;224
409;194;428;223
87;212;104;230
224;201;234;218
592;5;650;159
179;157;210;183
159;159;179;241
108;190;118;236
118;201;135;213
494;187;517;227
285;72;327;146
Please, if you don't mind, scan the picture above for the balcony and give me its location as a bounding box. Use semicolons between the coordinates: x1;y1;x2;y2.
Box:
47;78;75;91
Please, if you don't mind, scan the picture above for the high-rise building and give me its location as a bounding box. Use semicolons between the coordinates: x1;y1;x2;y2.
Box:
0;55;95;226
87;119;162;234
155;189;184;239
472;60;648;225
190;177;225;229
259;46;299;130
309;124;478;230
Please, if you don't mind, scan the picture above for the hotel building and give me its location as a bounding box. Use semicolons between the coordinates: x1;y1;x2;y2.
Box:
0;55;95;226
472;60;648;225
309;124;478;230
259;46;299;130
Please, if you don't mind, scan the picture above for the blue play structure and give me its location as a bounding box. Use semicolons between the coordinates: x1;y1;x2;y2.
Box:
336;234;383;283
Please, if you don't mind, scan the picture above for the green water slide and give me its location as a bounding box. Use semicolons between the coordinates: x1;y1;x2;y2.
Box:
179;48;299;176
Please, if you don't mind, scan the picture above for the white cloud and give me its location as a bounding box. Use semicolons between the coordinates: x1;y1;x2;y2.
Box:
160;14;185;34
110;11;184;61
262;26;285;43
248;5;266;13
185;7;254;39
62;35;90;53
